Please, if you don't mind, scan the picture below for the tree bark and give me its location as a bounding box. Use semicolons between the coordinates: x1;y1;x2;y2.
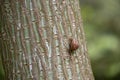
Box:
0;0;94;80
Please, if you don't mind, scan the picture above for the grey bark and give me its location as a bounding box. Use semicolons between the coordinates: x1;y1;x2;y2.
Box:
0;0;94;80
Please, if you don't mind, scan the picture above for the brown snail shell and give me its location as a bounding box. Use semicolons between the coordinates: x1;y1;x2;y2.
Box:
69;38;79;52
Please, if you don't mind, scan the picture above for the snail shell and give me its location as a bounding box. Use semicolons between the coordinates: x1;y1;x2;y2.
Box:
69;38;79;52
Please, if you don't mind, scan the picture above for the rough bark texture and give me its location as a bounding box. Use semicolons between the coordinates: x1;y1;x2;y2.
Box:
0;0;94;80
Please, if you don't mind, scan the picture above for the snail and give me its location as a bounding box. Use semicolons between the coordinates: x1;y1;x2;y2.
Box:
69;38;79;53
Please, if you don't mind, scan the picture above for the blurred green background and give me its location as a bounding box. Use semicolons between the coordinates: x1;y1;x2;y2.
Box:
0;0;120;80
80;0;120;80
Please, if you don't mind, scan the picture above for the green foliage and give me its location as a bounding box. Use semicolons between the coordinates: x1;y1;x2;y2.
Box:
88;35;119;60
80;0;120;80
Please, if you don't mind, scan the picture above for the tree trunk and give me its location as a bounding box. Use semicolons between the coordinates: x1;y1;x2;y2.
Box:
0;0;94;80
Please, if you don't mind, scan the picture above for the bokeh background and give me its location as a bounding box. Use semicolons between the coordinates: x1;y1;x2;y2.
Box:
80;0;120;80
0;0;120;80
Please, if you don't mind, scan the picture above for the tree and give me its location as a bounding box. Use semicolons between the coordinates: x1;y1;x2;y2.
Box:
0;0;94;80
